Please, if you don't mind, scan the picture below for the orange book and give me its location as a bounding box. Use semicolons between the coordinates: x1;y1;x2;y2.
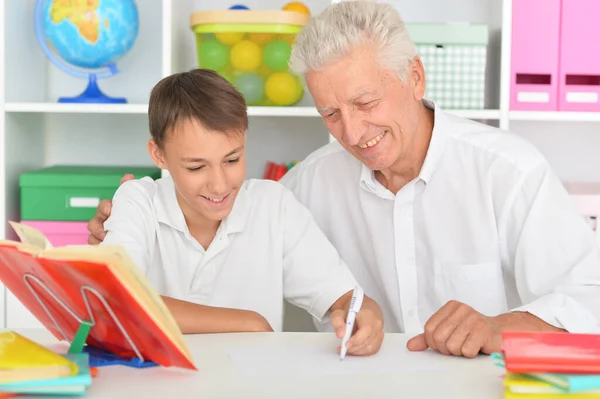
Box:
501;331;600;374
0;222;195;370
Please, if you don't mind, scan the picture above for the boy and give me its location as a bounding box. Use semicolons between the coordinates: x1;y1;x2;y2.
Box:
101;68;384;357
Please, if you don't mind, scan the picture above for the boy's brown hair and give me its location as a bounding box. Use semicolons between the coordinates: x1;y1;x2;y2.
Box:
148;68;248;148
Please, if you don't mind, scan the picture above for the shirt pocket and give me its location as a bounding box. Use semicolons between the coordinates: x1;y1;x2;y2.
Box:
433;260;508;316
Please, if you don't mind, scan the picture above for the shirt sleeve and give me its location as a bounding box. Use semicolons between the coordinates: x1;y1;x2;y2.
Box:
279;187;358;322
101;180;155;276
503;162;600;333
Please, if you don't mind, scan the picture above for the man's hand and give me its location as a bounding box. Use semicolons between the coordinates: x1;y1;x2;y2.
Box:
87;174;135;245
330;294;384;356
406;301;501;358
406;300;565;358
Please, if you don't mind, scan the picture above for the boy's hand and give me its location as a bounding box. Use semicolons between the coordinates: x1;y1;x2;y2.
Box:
330;295;384;356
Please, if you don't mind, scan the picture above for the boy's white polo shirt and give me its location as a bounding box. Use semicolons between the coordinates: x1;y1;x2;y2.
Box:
102;176;357;331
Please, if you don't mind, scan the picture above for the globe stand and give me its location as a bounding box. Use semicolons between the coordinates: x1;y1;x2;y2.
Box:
58;74;126;104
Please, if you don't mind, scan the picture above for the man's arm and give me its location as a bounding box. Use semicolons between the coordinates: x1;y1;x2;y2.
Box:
504;162;600;332
408;162;600;357
87;174;135;245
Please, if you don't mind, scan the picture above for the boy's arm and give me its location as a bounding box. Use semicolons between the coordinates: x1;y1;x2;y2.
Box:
280;188;385;356
104;181;273;334
161;297;273;334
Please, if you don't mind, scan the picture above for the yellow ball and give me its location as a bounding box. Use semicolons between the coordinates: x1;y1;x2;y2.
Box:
265;72;303;106
248;32;274;46
215;32;245;45
230;40;262;71
282;1;311;15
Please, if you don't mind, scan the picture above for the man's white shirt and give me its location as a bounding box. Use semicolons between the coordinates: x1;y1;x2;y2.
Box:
102;177;357;332
280;99;600;334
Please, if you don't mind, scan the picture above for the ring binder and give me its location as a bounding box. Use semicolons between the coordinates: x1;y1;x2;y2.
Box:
23;273;145;363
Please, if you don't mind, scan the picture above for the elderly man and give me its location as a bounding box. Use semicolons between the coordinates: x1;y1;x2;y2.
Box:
88;1;600;357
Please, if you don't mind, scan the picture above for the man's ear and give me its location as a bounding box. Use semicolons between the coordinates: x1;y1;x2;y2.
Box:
409;56;426;101
147;139;167;169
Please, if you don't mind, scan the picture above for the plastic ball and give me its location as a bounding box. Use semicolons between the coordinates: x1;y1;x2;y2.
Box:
215;32;245;45
235;73;265;105
230;40;262;72
229;4;249;10
248;32;274;46
282;2;310;15
199;39;229;70
263;40;292;72
265;72;303;106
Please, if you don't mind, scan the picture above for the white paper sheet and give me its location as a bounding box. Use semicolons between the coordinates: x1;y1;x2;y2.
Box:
227;340;444;376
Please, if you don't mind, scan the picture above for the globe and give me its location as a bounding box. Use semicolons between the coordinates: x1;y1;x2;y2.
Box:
34;0;139;103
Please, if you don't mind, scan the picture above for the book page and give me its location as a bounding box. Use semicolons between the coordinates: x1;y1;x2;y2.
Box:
8;222;53;251
226;342;444;377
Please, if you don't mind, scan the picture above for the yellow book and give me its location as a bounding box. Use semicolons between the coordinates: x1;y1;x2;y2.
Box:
0;332;77;383
505;373;600;398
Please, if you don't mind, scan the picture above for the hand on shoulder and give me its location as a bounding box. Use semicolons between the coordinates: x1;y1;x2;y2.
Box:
86;174;136;245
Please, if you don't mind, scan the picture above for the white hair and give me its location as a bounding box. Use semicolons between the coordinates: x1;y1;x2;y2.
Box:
290;1;418;82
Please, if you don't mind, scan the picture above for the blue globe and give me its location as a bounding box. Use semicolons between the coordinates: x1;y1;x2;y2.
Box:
34;0;140;103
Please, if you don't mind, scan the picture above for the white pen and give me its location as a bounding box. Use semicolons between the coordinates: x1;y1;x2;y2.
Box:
340;285;364;361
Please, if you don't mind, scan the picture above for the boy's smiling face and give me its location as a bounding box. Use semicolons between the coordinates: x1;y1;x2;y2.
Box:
149;117;247;226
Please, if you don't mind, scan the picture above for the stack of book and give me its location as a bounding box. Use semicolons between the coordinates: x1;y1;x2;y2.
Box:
493;331;600;398
0;332;92;396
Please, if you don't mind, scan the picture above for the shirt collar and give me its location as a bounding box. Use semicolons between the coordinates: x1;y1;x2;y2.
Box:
359;98;449;194
154;176;249;235
418;98;449;184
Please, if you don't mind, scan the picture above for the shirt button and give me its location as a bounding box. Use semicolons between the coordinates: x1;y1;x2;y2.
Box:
408;310;415;317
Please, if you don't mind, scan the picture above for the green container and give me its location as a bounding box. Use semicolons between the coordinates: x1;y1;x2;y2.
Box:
20;165;162;221
405;23;489;110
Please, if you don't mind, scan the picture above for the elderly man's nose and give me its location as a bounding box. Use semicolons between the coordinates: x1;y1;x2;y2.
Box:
341;114;365;146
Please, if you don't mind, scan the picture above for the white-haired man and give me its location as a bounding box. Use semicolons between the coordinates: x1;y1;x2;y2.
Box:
88;1;600;358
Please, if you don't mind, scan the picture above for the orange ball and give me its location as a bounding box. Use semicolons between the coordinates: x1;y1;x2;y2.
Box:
282;2;310;15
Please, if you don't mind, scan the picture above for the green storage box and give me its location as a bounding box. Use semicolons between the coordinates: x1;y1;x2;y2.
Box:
20;165;162;221
406;23;489;110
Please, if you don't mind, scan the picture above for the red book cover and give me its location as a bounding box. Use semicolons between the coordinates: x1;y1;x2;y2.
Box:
263;161;275;179
0;226;196;370
274;164;288;181
502;331;600;374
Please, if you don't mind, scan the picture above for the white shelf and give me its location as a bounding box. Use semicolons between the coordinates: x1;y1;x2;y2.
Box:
4;103;502;120
4;102;149;114
247;106;319;117
446;109;501;120
509;111;600;122
4;103;321;117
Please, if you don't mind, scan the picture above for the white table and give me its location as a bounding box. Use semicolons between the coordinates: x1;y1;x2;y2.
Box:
14;329;506;399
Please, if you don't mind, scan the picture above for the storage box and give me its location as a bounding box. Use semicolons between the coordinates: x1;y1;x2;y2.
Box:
558;0;600;112
407;23;488;110
20;165;162;221
510;0;561;111
20;221;89;247
190;10;309;106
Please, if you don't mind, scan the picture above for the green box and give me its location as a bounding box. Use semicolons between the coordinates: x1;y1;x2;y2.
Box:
405;23;489;110
20;165;162;221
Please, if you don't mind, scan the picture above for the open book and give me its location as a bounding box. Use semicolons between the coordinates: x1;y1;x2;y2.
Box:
0;221;196;370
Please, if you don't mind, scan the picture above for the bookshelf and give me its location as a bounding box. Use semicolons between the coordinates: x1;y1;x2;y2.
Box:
1;0;599;330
